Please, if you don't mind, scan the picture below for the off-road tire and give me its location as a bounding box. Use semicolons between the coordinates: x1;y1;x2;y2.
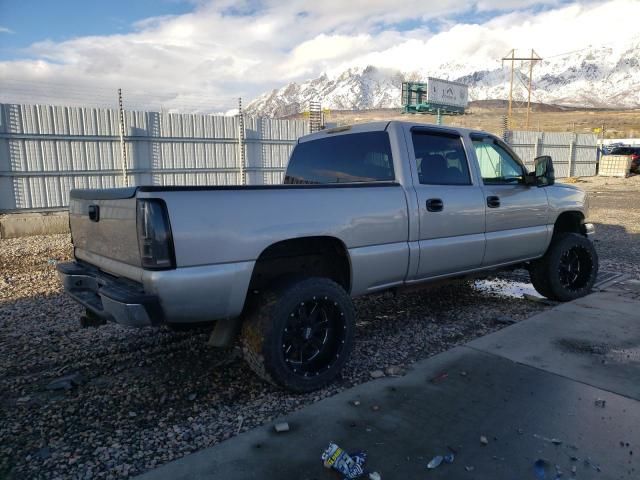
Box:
240;277;355;393
530;233;598;301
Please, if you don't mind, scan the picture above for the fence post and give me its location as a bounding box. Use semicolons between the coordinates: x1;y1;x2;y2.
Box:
260;118;268;186
568;133;576;177
117;89;129;187
535;135;543;158
309;101;322;132
501;115;509;141
237;97;246;185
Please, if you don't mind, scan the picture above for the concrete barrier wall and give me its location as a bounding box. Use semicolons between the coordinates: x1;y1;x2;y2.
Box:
0;211;69;239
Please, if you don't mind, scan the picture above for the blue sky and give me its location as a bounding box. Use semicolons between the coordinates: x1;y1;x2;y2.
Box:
0;0;636;112
0;0;193;60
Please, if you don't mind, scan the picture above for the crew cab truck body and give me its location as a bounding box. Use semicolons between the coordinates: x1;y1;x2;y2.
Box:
59;121;598;392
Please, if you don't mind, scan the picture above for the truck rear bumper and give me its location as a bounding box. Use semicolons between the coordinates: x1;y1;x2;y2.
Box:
58;259;255;327
57;262;161;328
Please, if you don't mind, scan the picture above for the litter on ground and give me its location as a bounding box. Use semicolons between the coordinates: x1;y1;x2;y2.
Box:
321;442;367;479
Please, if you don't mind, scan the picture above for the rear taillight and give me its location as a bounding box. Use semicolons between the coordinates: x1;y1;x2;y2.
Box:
137;199;175;270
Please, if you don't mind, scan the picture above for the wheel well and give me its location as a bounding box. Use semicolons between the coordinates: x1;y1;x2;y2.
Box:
248;236;351;293
553;211;585;237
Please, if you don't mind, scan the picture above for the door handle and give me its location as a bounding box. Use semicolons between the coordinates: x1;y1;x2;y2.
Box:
426;198;444;212
487;196;501;208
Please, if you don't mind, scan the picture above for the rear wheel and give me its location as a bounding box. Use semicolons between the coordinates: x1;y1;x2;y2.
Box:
530;233;598;301
240;277;355;392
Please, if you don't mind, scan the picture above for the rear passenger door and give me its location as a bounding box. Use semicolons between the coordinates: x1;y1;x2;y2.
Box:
471;135;550;266
410;128;486;278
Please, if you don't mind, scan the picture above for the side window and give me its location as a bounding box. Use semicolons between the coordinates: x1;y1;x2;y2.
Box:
411;132;471;185
284;132;394;184
472;138;524;184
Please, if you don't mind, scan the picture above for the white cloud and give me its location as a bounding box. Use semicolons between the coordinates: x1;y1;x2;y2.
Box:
475;0;561;10
0;0;637;112
0;26;14;34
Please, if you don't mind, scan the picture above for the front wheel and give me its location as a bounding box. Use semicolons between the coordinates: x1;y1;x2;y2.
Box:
530;232;599;301
240;277;355;392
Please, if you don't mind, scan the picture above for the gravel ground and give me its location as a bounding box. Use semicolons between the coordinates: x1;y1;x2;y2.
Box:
565;175;640;277
1;176;638;479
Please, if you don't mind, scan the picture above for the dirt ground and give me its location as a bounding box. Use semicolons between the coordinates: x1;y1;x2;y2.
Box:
305;103;640;138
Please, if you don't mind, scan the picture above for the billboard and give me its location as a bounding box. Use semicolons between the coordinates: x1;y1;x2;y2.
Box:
426;77;468;109
401;78;469;114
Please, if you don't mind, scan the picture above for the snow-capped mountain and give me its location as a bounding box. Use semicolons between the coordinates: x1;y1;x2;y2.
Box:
246;37;640;116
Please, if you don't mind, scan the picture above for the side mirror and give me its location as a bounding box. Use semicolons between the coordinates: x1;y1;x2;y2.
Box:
524;172;536;186
534;155;555;186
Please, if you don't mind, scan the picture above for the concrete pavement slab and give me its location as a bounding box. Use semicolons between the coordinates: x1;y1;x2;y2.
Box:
468;287;640;401
136;280;640;480
137;346;639;480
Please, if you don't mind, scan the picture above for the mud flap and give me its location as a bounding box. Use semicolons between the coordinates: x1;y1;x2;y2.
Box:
208;317;242;348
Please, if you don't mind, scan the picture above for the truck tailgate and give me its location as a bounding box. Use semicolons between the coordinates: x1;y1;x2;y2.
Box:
69;188;141;268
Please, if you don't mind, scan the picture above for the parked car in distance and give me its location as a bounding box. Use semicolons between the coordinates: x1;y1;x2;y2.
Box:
607;146;640;173
58;121;599;392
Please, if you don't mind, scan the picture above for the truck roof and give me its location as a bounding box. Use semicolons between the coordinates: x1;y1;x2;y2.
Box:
298;120;487;143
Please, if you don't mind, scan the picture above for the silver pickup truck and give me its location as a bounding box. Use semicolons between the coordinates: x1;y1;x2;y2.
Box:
58;121;598;392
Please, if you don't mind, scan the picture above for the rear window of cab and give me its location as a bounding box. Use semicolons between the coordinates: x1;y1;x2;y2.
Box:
284;132;394;184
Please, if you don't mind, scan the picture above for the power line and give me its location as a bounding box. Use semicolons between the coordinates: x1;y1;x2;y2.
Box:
544;46;594;59
2;77;234;107
0;91;233;106
543;37;627;59
0;95;238;113
0;78;237;113
0;78;233;101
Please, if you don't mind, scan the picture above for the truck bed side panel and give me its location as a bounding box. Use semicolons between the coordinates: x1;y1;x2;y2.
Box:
349;242;409;295
140;185;410;296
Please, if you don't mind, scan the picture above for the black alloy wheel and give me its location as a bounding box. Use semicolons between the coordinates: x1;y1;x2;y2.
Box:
241;277;355;392
530;232;598;301
282;297;347;378
558;246;593;292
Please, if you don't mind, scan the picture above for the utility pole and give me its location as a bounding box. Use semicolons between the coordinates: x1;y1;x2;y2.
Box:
502;49;542;129
117;88;129;187
527;49;534;129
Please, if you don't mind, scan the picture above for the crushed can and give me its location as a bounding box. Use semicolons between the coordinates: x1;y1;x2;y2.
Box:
321;442;367;479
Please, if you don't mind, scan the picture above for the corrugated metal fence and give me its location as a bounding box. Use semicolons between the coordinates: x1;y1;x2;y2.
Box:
506;130;598;178
0;104;600;213
0;103;308;212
